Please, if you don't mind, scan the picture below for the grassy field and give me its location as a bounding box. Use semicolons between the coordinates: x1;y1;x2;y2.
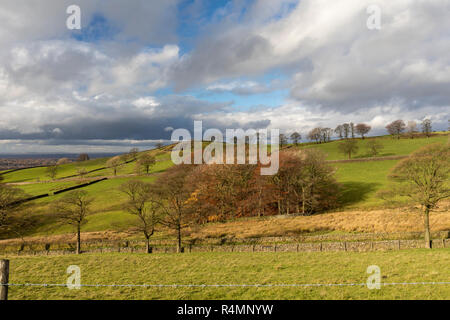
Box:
2;249;449;300
300;134;448;160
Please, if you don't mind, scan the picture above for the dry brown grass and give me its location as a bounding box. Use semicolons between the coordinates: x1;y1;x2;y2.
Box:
2;203;449;245
190;202;450;239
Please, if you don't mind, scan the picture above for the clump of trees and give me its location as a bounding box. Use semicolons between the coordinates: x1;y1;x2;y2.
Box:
384;143;449;248
191;149;339;219
308;127;332;144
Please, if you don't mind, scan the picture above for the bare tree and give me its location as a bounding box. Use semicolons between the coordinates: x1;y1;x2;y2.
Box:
137;153;156;174
45;164;58;180
0;183;28;238
154;165;196;253
334;125;344;139
338;139;359;159
406;121;417;139
52;191;93;254
290;132;301;146
279;134;288;148
421;119;432;138
120;180;160;253
57;158;71;165
350;122;355;138
308;128;322;144
129;148;140;161
77;167;88;181
342;123;350;139
366;139;384;156
386;120;406;139
387;144;449;248
106;156;121;176
77;153;90;162
355;123;371;139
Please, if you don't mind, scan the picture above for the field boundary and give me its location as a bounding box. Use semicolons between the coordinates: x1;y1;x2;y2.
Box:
2;238;449;256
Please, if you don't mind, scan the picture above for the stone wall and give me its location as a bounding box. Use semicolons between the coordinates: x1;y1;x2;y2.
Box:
3;239;449;256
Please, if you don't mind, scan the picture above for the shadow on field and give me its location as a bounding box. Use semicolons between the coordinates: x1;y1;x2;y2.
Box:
339;181;380;206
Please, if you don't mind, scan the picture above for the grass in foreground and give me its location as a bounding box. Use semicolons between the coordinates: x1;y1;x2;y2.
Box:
3;249;450;300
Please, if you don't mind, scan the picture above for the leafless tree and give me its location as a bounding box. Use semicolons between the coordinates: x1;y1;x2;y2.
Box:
290;132;301;146
77;153;90;162
106;156;121;176
350;122;355;138
334;125;344;139
279;134;288;148
308;128;322;144
153;165;196;253
366;139;384;156
120;180;160;253
46;164;58;180
52;190;93;254
137;153;156;174
0;183;29;239
386;120;406;139
338;139;359;159
406;121;417;139
129;148;140;161
342;123;350;139
355;123;371;139
387;144;449;248
421;119;432;138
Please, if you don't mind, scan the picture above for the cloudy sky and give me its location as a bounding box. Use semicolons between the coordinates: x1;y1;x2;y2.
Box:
0;0;449;153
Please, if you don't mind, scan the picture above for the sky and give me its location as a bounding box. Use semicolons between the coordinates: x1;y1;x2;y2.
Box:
0;0;449;154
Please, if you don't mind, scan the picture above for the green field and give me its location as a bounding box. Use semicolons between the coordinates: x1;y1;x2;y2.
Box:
2;249;449;300
300;134;448;160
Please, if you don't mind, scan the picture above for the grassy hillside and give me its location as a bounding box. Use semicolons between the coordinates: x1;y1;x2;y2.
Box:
2;250;449;300
1;134;448;238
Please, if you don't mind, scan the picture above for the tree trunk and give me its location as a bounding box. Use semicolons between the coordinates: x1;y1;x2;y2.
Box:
424;207;432;249
76;226;81;254
145;237;152;254
176;225;182;253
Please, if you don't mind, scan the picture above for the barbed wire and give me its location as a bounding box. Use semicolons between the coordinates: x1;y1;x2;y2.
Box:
5;281;450;288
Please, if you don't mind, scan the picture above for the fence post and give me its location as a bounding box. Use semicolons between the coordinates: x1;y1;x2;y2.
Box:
0;259;9;301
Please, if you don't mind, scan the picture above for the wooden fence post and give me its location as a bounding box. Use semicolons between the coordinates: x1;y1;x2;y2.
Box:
0;259;9;301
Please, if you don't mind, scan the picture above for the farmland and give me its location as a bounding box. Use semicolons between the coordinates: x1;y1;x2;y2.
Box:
2;250;449;300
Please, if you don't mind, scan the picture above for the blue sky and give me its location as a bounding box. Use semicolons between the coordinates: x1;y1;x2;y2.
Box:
0;0;448;153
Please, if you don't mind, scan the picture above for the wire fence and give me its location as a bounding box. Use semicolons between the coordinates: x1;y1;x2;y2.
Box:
5;281;450;288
